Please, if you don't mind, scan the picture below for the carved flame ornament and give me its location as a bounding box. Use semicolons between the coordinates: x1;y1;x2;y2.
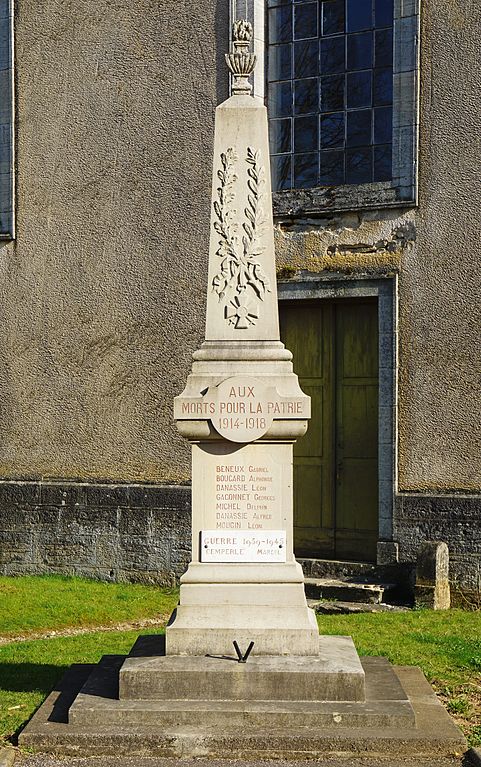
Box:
225;20;257;95
212;146;271;328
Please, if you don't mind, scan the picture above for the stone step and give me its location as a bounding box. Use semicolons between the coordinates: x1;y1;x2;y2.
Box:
299;557;380;580
20;658;467;760
118;634;365;702
304;577;396;604
299;558;414;606
70;694;416;730
308;599;410;615
69;654;415;729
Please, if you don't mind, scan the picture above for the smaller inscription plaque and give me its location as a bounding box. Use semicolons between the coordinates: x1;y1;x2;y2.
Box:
200;530;287;563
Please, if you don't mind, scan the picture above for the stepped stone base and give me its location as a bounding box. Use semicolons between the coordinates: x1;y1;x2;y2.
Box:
19;635;466;761
118;635;364;702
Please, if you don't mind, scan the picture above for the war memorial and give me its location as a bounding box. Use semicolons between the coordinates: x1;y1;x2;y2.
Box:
19;23;466;763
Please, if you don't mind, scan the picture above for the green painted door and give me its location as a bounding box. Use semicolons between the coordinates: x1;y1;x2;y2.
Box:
279;299;379;562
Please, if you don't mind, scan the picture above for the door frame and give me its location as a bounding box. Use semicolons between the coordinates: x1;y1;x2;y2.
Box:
278;275;398;564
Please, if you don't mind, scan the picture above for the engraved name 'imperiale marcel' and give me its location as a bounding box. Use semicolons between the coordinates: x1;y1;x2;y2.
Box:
211;146;270;329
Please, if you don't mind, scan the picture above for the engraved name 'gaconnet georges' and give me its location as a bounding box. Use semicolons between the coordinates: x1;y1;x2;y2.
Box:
211;147;271;329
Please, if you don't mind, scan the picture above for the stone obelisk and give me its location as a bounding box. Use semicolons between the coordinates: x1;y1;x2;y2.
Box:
169;21;319;656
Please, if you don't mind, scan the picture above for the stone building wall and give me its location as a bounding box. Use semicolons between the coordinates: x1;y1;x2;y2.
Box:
0;0;230;485
0;481;191;584
275;0;481;492
272;0;481;589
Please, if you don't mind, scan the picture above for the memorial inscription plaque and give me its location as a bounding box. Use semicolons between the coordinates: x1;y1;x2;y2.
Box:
192;441;291;566
200;530;286;563
205;375;275;442
174;373;310;439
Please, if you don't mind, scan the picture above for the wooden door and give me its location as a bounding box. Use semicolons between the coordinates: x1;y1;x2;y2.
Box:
279;298;379;562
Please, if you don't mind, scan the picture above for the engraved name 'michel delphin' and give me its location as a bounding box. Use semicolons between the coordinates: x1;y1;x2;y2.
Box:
212;146;271;329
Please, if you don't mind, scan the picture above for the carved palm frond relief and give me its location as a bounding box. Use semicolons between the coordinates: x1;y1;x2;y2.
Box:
212;146;271;327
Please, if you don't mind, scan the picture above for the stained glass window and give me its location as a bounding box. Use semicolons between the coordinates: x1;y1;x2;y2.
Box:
267;0;394;191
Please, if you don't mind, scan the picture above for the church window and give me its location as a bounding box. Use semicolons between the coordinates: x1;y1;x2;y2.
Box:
246;0;420;212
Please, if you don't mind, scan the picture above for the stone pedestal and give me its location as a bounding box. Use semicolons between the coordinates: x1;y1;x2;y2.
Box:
118;636;365;703
166;438;318;656
20;635;467;761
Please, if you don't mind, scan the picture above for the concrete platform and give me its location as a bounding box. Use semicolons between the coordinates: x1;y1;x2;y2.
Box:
118;635;365;702
18;650;466;760
69;654;413;729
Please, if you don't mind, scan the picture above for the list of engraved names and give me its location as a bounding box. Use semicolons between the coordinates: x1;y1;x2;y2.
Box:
215;459;279;530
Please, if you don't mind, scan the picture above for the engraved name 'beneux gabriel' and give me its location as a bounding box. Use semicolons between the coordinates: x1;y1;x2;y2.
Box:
174;374;310;443
214;461;279;530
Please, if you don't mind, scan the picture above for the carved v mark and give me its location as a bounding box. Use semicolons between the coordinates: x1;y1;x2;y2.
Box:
233;640;255;663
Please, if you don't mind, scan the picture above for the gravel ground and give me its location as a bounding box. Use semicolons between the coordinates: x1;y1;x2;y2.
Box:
9;753;474;767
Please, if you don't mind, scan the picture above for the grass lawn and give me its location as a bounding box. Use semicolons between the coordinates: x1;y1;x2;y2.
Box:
0;575;179;637
320;610;481;746
0;576;479;748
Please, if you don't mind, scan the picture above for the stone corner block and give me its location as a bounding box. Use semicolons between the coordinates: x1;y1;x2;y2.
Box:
415;541;450;610
377;540;399;565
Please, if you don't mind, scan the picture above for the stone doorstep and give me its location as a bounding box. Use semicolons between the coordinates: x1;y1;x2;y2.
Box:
309;600;410;615
118;635;365;702
304;578;396;604
299;557;387;580
18;656;467;759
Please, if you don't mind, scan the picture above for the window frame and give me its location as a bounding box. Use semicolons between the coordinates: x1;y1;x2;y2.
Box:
230;0;420;214
0;0;14;239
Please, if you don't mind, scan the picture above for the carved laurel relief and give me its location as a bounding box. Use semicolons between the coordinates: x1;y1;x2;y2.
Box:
212;147;270;329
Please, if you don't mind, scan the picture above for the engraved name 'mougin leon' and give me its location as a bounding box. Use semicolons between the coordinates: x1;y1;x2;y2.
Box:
212;147;271;329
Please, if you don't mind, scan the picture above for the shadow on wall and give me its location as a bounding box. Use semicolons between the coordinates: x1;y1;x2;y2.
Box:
216;0;230;103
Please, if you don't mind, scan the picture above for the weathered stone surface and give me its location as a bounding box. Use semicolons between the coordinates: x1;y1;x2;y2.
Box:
1;483;479;597
377;540;400;565
69;653;416;729
0;481;191;584
19;657;466;759
310;600;409;615
118;635;365;703
304;577;392;604
415;541;450;610
0;745;15;767
395;495;481;594
11;757;472;767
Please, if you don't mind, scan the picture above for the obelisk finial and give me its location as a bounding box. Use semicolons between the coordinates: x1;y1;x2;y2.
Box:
225;20;257;95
